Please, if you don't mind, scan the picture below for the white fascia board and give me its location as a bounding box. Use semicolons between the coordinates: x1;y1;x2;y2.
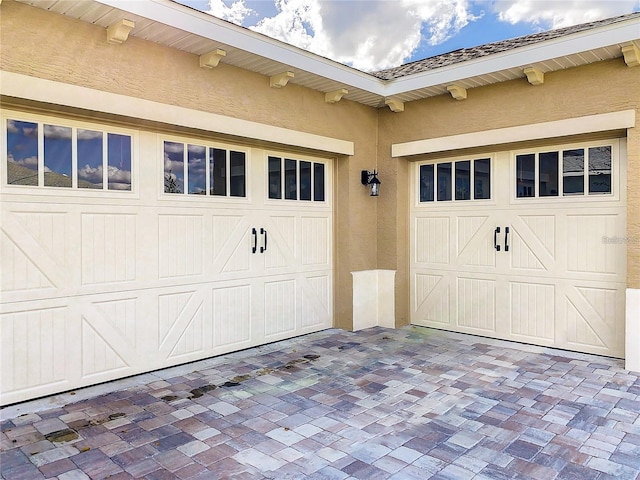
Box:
392;110;636;157
385;19;640;96
1;71;354;156
96;0;387;95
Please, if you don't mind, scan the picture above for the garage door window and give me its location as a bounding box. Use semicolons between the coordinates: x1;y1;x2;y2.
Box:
516;144;612;198
5;117;132;191
420;158;491;203
268;156;326;202
163;140;246;197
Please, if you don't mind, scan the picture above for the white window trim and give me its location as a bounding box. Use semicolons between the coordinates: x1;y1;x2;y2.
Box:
392;110;635;157
509;138;621;204
264;150;333;208
158;134;252;204
413;154;496;208
1;109;139;198
1;71;354;157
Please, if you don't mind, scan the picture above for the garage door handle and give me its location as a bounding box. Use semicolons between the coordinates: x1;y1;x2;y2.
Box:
494;227;501;251
504;226;510;252
260;228;268;253
251;228;257;254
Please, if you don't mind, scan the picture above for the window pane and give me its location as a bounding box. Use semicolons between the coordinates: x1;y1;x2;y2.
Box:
108;134;131;191
516;154;535;198
299;161;312;201
474;158;490;199
210;148;227;196
187;144;206;194
419;164;434;202
563;149;584;195
285;159;297;200
589;146;611;194
6;120;39;186
230;151;246;197
78;129;103;189
437;163;452;201
314;163;325;201
44;124;72;187
539;151;559;197
455;160;471;200
164;141;184;194
268;156;282;199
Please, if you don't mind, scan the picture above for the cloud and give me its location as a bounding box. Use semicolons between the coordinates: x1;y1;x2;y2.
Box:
207;0;254;23
7;153;38;169
493;0;640;29
44;125;72;139
78;164;103;183
246;0;478;71
78;129;104;140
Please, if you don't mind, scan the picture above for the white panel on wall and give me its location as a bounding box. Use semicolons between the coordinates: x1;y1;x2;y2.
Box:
212;215;243;265
301;217;328;266
416;217;449;264
221;229;251;274
415;274;450;325
81;316;128;376
212;285;251;347
158;291;194;346
521;215;555;258
566;214;619;274
463;227;497;267
14;212;66;267
169;303;204;359
300;275;329;328
566;299;606;348
82;213;136;284
0;230;54;291
93;298;137;344
264;279;296;337
0;308;67;392
457;216;487;255
266;216;295;269
510;282;554;339
158;215;203;278
457;278;496;332
510;229;545;271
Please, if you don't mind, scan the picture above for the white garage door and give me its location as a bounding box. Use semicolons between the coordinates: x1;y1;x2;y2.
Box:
410;138;626;358
0;111;333;405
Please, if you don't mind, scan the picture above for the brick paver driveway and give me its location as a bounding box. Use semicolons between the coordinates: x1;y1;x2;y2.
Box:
2;326;640;479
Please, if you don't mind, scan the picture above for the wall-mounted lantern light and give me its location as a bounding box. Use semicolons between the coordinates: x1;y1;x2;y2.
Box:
361;170;381;197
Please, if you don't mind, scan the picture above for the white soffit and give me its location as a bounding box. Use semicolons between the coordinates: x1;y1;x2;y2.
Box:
0;71;355;156
10;0;640;108
391;110;636;157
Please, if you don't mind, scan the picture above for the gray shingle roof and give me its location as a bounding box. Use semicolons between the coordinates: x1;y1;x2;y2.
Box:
373;12;640;80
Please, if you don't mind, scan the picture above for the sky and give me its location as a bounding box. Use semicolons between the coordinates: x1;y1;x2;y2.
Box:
176;0;640;72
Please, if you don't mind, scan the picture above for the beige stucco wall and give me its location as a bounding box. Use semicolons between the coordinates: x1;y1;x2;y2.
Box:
377;59;640;326
0;0;379;330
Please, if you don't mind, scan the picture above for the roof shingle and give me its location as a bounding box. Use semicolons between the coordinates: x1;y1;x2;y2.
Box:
372;12;640;80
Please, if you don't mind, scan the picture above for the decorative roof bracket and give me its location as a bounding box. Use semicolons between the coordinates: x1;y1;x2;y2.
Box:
270;71;295;88
621;42;640;67
200;49;226;68
385;99;404;112
446;84;467;100
107;19;135;45
523;67;544;85
325;88;348;103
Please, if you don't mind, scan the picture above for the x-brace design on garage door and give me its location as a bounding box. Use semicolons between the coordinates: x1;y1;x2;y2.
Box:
410;139;626;358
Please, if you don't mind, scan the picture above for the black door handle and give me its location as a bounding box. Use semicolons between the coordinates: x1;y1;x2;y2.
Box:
505;227;510;252
494;227;501;251
251;228;257;254
260;228;268;253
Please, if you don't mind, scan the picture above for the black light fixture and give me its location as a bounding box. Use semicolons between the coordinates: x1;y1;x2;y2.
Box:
361;170;381;197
